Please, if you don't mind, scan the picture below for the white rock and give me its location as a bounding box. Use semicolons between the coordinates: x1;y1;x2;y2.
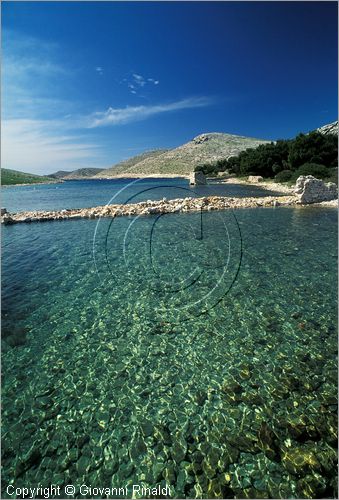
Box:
248;175;263;183
147;207;159;214
1;213;13;224
294;175;338;204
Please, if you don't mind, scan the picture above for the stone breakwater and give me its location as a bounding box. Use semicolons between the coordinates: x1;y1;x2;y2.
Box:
1;195;301;225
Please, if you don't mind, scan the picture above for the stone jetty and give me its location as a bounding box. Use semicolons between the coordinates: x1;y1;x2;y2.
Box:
2;176;337;225
1;195;300;225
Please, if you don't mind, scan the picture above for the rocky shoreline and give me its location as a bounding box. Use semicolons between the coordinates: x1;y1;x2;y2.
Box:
0;194;332;225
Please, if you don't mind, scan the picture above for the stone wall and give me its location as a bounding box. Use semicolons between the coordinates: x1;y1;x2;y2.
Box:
1;195;297;225
294;175;338;204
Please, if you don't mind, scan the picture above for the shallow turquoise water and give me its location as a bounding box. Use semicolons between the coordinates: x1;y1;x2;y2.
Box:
2;178;284;213
1;206;337;499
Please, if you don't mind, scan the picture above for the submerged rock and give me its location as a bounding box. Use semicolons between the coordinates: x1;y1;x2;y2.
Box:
297;474;327;498
257;422;279;460
171;438;187;463
129;437;147;460
281;445;321;475
221;377;243;395
76;454;90;475
140;419;154;438
6;331;27;347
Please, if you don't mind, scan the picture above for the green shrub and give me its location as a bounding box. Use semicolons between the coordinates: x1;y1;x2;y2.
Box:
275;170;293;182
272;163;283;174
326;168;338;185
195;163;218;176
291;163;330;181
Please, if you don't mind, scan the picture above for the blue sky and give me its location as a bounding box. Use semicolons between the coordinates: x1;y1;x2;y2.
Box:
2;1;338;174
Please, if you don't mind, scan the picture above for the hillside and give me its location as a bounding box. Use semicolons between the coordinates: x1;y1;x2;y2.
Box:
50;167;105;179
99;134;270;177
49;170;71;179
96;149;169;177
1;168;57;186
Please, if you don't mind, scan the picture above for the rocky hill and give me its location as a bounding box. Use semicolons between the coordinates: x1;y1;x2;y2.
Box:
99;133;270;177
50;168;105;179
317;121;338;136
49;170;71;179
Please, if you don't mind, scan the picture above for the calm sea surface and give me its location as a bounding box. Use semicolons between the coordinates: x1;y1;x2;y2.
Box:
2;178;284;213
1;180;337;498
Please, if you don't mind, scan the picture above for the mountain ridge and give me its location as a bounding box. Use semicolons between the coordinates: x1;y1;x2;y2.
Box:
50;168;105;179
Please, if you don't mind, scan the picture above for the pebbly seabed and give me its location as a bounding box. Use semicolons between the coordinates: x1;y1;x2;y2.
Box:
1;193;337;498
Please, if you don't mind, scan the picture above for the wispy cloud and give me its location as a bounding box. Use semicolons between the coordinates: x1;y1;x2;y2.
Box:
2;30;215;173
88;97;212;128
2;30;107;173
123;72;160;95
2;29;68;121
133;73;146;87
1;119;103;174
148;78;159;85
2;31;64;79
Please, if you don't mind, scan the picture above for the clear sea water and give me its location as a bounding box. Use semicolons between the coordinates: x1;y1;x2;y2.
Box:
1;180;337;499
1;178;285;213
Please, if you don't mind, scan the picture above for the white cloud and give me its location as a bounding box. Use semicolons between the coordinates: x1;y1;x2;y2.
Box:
88;97;213;128
2;30;107;174
3;31;65;80
1;119;103;174
2;31;214;174
124;73;160;94
2;30;68;121
132;73;146;86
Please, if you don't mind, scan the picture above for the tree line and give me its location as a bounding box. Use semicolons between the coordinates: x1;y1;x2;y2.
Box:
196;130;338;183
